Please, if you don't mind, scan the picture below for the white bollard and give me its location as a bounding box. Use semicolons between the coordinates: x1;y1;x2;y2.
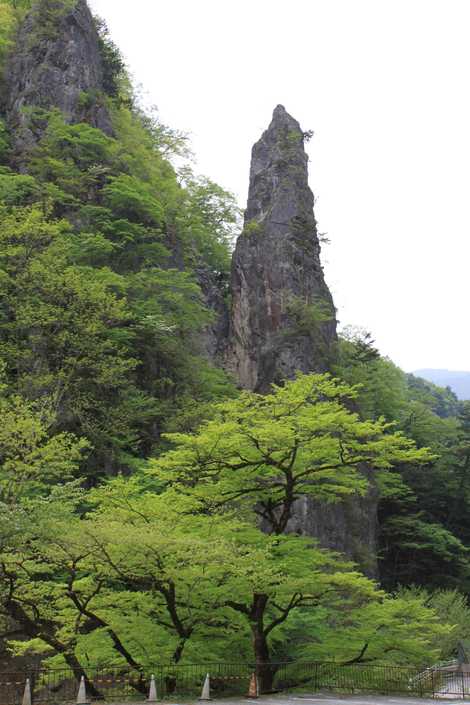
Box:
147;674;158;703
76;675;90;705
22;678;32;705
198;673;211;701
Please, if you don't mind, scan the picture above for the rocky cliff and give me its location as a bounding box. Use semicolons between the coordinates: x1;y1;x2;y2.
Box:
230;106;377;574
287;475;378;576
1;0;378;573
230;105;337;391
3;0;113;163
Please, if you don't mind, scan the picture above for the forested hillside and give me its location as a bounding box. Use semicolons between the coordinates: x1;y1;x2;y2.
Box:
415;369;470;401
1;0;470;685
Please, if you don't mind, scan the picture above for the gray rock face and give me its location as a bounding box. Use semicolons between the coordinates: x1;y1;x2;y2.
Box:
230;105;337;392
196;266;230;362
286;485;379;578
230;106;378;573
4;0;112;161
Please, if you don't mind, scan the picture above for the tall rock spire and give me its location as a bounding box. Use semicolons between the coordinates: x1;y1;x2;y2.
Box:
230;105;337;391
4;0;113;162
229;108;377;575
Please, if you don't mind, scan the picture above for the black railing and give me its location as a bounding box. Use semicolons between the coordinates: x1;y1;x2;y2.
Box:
1;660;470;702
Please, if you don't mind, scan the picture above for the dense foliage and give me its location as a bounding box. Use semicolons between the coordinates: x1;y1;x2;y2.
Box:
335;328;470;591
1;0;470;690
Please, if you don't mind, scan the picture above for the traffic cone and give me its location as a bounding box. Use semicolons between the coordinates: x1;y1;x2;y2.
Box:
22;678;32;705
76;676;90;705
198;673;211;701
147;674;157;702
246;672;259;698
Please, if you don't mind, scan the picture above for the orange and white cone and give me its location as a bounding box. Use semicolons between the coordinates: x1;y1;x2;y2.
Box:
246;672;259;698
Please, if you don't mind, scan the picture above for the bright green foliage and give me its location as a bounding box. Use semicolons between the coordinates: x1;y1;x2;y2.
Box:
0;480;448;681
283;590;448;666
0;205;146;475
416;588;470;661
0;202;233;473
151;373;432;534
0;488;133;675
29;112;116;207
0;96;238;472
179;172;241;274
103;175;164;226
0;169;39;204
84;483;253;665
0;374;87;503
242;219;263;237
145;373;439;675
0;0;468;681
26;109;239;280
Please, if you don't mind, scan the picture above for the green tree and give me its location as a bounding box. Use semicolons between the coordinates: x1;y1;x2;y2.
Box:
151;373;432;534
335;327;408;422
147;373;433;680
282;589;448;666
0;391;87;503
0;489;148;693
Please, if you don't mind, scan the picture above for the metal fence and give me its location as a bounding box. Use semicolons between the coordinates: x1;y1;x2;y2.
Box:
2;660;470;703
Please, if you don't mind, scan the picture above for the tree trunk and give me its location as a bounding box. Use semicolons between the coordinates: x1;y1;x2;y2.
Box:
250;595;275;693
165;641;186;695
63;652;102;698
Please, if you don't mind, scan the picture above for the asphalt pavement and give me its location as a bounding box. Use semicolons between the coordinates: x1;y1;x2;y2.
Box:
189;694;467;705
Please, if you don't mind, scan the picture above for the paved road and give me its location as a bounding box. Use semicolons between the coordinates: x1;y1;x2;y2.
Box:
283;696;464;703
117;692;467;705
195;695;466;705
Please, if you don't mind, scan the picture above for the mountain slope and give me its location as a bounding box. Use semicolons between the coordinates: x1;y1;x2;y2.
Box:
414;369;470;400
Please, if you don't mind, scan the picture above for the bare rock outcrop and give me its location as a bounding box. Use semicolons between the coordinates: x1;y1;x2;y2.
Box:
230;106;378;574
229;105;337;391
3;0;113;162
287;479;379;577
196;265;230;362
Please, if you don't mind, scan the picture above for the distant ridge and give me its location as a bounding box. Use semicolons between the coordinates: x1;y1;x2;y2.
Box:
413;369;470;400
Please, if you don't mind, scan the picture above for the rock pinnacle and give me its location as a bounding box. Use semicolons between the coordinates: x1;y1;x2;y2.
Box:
229;105;337;391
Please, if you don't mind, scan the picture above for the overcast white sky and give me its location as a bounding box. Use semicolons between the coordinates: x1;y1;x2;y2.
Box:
89;0;470;372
